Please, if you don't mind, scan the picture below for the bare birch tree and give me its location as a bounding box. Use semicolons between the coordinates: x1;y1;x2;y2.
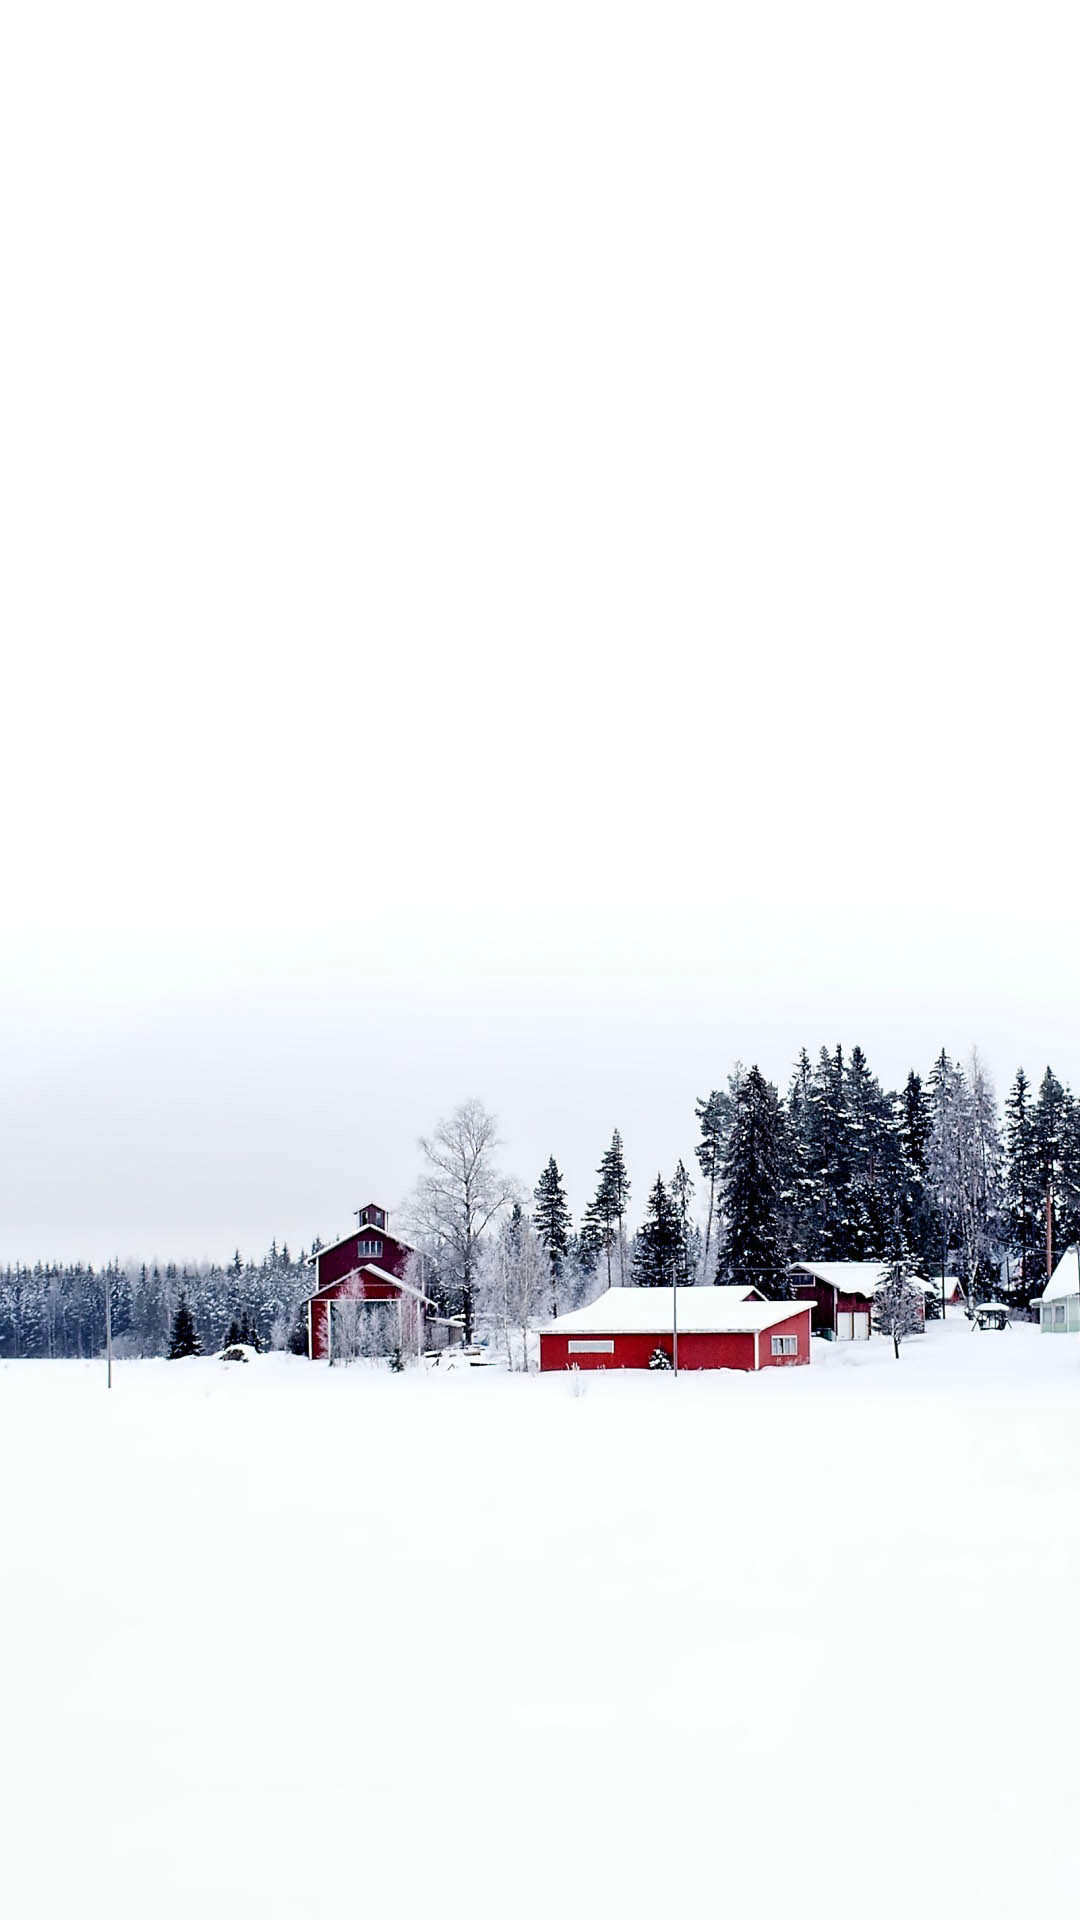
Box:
483;1210;548;1370
404;1100;518;1343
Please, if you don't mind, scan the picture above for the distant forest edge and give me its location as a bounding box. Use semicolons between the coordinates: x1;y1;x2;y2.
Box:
0;1045;1071;1359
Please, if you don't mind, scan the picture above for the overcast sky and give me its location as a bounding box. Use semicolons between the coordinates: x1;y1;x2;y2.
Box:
4;4;1079;1265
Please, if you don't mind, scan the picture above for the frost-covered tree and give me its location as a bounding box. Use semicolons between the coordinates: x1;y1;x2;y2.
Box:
405;1099;518;1343
484;1210;549;1369
927;1050;1002;1296
872;1251;925;1358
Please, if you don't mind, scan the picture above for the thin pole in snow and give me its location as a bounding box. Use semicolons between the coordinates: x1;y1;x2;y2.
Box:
672;1277;678;1376
104;1267;112;1390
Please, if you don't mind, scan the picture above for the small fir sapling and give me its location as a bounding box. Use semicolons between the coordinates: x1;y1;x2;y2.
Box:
872;1254;925;1358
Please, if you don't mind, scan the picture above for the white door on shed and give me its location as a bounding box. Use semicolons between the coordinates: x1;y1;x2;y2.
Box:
852;1311;870;1341
837;1311;853;1340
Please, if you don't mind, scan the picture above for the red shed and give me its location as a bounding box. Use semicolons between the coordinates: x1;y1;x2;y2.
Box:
789;1262;928;1340
539;1287;812;1373
305;1203;453;1360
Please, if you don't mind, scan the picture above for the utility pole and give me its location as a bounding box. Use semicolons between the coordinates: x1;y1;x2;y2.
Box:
104;1266;113;1390
672;1276;679;1376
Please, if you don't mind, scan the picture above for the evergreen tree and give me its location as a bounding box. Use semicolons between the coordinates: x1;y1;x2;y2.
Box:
783;1050;817;1260
167;1292;200;1359
1056;1092;1080;1259
926;1049;961;1280
1004;1067;1041;1297
533;1157;572;1318
898;1069;938;1266
694;1089;730;1281
1034;1068;1068;1280
844;1045;901;1258
720;1065;789;1293
670;1159;697;1283
586;1130;631;1286
632;1176;681;1286
287;1302;309;1355
806;1046;853;1257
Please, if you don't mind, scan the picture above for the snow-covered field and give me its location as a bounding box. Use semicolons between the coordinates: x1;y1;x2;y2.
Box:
3;1317;1078;1919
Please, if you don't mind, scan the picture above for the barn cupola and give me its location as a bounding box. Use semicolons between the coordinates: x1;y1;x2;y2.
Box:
355;1203;387;1231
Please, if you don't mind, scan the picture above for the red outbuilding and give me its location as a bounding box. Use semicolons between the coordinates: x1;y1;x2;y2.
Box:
305;1203;454;1360
539;1286;812;1373
789;1262;929;1340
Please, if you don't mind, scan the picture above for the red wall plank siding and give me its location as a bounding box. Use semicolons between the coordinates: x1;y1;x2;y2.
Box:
755;1309;811;1366
314;1232;410;1290
538;1325;809;1373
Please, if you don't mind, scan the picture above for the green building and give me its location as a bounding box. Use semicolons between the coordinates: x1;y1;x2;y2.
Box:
1037;1248;1080;1333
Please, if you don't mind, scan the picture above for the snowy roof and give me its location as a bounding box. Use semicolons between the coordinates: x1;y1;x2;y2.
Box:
541;1287;811;1337
791;1262;929;1299
1038;1249;1080;1303
309;1263;437;1310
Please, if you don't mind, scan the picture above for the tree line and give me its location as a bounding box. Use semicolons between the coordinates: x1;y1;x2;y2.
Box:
2;1042;1074;1360
407;1050;1079;1354
0;1242;314;1361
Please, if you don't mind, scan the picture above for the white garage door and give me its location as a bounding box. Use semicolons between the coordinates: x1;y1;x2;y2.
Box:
837;1311;852;1340
852;1311;870;1341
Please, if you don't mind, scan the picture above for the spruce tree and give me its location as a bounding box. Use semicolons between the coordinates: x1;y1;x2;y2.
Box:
533;1157;572;1318
807;1046;853;1257
720;1065;789;1293
694;1090;730;1281
632;1176;681;1286
783;1050;817;1260
925;1049;960;1281
898;1069;937;1267
587;1130;631;1286
844;1045;902;1259
670;1159;696;1284
1034;1068;1068;1280
167;1292;200;1359
1003;1069;1038;1297
1056;1092;1080;1260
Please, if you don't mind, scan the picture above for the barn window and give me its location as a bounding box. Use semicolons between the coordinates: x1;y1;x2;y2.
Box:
771;1334;798;1357
567;1339;615;1354
358;1238;383;1259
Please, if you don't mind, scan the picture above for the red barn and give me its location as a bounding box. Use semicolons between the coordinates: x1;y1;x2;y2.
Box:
789;1262;928;1340
305;1203;450;1360
539;1286;812;1372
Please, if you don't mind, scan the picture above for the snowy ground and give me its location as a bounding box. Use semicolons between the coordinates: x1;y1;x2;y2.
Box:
3;1315;1078;1919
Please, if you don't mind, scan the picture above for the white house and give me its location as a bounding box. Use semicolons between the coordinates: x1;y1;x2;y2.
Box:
1036;1248;1080;1333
